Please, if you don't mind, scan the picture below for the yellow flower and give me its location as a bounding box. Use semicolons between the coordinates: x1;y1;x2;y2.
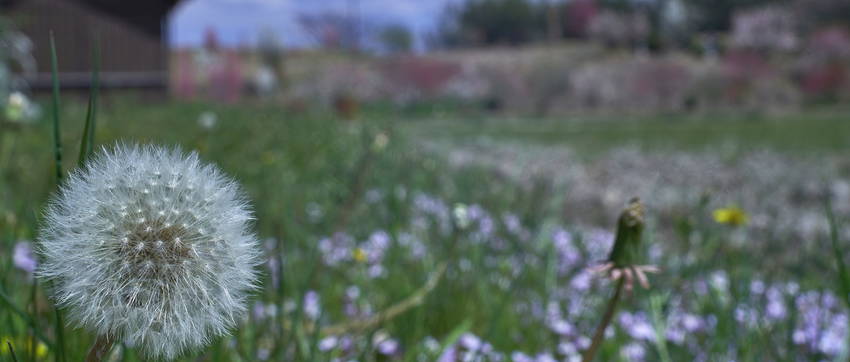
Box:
713;206;749;226
1;336;48;359
352;248;368;263
34;341;48;359
261;151;277;165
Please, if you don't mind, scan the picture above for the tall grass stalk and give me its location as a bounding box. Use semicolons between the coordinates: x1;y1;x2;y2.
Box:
649;293;673;362
826;200;850;357
0;287;53;349
78;36;99;166
48;31;67;362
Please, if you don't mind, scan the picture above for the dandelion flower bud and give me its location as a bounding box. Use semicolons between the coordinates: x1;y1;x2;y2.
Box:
37;144;261;359
606;197;645;267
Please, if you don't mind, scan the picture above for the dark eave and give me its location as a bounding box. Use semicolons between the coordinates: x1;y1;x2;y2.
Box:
2;0;183;36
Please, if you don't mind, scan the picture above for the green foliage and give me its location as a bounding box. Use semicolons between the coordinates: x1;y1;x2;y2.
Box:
438;0;544;47
683;0;785;32
380;24;413;54
0;98;847;360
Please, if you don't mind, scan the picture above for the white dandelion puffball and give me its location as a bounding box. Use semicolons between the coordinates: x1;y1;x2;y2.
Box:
37;144;261;359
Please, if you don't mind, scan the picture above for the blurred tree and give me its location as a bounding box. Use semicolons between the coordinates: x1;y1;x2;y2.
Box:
563;0;598;38
796;0;850;29
380;24;413;54
683;0;784;32
255;28;284;95
437;0;544;47
299;13;360;50
257;28;284;71
598;0;634;12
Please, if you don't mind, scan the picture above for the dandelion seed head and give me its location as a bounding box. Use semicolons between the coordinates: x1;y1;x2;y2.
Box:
36;144;261;360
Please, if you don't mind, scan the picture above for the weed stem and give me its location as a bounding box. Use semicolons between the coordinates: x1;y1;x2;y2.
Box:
582;278;625;362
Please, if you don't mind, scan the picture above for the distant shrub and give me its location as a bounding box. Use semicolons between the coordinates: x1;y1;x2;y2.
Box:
795;27;850;102
564;0;599;38
288;62;384;106
730;6;799;53
688;52;801;113
567;57;693;113
587;10;650;49
381;56;461;101
0;17;34;91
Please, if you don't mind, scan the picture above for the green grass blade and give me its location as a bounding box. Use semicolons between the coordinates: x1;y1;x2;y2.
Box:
49;32;63;182
826;200;850;309
0;287;55;350
826;199;850;361
78;35;100;167
7;341;19;362
49;31;67;362
435;319;472;358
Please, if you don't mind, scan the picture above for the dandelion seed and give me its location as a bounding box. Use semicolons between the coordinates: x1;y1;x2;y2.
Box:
36;144;261;360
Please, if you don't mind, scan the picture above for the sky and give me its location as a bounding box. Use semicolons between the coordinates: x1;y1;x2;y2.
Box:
169;0;461;50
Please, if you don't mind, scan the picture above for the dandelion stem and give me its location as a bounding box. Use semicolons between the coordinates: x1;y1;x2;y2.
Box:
85;335;113;362
582;278;625;362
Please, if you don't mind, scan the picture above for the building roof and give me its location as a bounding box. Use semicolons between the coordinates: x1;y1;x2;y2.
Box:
2;0;183;36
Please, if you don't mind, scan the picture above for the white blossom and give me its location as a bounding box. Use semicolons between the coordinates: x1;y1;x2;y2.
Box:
37;144;261;359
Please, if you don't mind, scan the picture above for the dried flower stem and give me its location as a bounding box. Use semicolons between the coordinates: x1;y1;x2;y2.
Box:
582;278;625;362
85;335;113;362
290;262;447;336
322;262;446;335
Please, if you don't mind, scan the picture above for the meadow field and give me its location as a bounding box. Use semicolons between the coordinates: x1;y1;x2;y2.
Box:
1;98;849;361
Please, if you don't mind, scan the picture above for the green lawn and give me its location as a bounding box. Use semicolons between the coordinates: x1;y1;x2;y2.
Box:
401;109;850;156
0;99;848;361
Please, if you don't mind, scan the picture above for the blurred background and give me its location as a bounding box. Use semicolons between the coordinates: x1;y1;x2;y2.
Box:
1;0;849;110
2;0;850;361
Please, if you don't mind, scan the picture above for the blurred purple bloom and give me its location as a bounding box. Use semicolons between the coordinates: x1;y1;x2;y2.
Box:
570;271;592;291
680;313;705;332
621;342;646;360
619;312;655;341
267;256;280;288
346;285;361;300
459;333;481;351
13;241;36;275
511;351;534;362
549;319;575;336
304;290;321;320
368;264;386;278
536;353;557;362
253;303;265;320
377;338;399;355
257;348;270;360
319;336;338;351
438;346;457;362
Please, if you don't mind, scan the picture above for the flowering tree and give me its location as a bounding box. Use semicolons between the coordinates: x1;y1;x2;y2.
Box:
0;16;38;123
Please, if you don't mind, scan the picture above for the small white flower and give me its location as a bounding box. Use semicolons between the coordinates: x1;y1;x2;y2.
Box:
37;144;261;359
198;111;218;129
